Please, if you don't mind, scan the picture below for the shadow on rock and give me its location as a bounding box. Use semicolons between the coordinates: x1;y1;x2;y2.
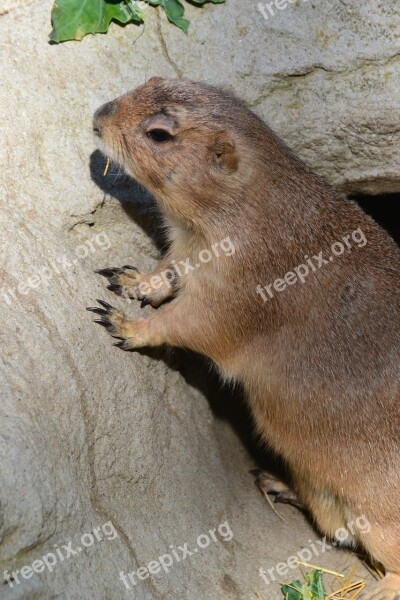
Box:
90;149;168;252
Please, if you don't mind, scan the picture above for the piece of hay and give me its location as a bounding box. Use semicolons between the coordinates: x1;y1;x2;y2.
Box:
103;158;110;176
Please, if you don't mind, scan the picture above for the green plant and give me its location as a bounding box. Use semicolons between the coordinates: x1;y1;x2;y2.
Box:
50;0;225;43
281;571;327;600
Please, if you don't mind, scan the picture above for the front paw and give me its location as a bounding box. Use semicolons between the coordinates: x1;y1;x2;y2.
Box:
86;300;145;350
95;265;147;301
95;265;171;308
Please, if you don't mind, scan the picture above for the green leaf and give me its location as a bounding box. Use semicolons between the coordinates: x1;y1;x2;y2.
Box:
307;571;326;600
50;0;144;43
147;0;190;33
281;571;327;600
50;0;226;42
281;580;304;600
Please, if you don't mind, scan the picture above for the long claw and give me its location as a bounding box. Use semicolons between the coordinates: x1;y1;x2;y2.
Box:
96;299;114;309
95;268;118;278
86;307;107;315
249;469;263;477
93;319;111;328
114;340;132;351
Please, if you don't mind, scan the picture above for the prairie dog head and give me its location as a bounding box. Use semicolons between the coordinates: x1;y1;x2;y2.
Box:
93;77;261;225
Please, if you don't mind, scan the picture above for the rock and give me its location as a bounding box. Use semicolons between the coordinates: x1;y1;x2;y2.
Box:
161;0;400;195
0;1;386;598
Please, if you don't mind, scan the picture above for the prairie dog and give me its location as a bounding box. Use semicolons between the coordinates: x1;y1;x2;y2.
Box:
88;77;400;598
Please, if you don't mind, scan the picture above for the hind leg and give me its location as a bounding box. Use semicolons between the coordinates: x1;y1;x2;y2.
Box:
290;471;358;547
359;525;400;600
360;574;400;600
298;479;400;598
252;467;357;536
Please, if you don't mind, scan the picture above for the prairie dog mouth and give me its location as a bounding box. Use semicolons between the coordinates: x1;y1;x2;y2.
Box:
94;134;125;173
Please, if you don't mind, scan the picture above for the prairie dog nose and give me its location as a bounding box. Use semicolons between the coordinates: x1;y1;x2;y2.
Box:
93;100;117;136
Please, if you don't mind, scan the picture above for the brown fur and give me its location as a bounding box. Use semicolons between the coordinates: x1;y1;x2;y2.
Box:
89;77;400;597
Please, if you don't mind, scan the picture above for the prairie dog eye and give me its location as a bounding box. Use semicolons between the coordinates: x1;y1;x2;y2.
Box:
147;128;173;143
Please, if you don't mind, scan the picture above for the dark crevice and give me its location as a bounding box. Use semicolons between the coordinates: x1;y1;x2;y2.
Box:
352;193;399;245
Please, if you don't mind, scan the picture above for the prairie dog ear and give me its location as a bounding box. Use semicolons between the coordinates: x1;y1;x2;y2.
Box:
148;76;164;84
144;112;179;136
212;131;238;173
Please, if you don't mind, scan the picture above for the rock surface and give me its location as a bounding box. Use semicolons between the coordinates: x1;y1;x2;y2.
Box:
0;0;392;598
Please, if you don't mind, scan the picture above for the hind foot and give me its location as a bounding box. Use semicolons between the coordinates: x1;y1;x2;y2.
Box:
360;573;400;600
250;469;303;509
